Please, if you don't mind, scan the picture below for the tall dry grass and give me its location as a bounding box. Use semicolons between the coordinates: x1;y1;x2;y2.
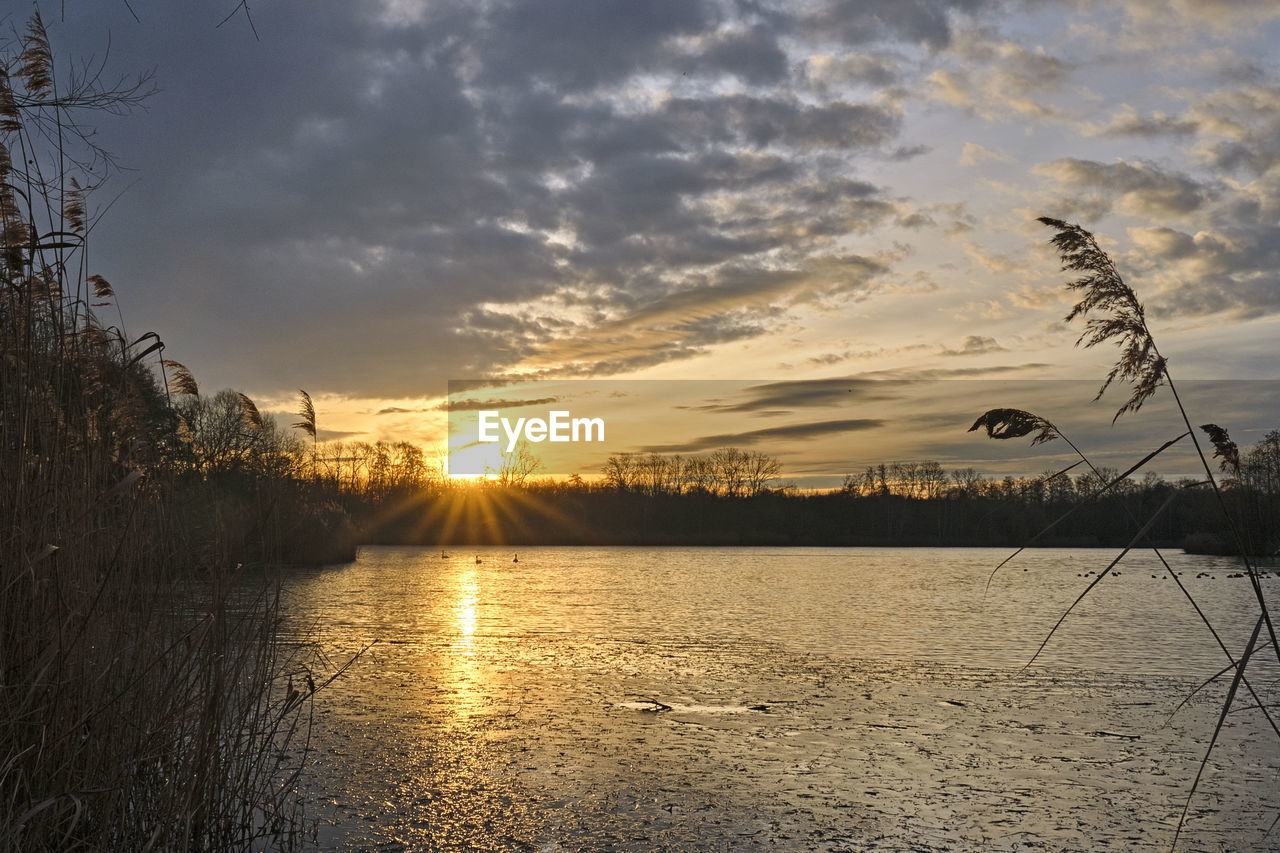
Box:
2;13;311;850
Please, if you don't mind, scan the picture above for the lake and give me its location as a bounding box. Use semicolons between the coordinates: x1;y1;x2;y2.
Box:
281;546;1280;851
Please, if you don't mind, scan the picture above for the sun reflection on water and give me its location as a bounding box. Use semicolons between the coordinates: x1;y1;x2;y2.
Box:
454;569;478;644
445;566;486;722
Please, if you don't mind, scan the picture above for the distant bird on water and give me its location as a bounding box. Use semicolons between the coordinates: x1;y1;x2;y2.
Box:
475;554;482;564
441;550;448;559
513;553;519;563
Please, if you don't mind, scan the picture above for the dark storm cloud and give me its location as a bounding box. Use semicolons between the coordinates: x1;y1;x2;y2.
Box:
639;418;884;453
705;26;790;83
480;0;714;91
661;96;902;150
802;0;995;50
47;0;1006;397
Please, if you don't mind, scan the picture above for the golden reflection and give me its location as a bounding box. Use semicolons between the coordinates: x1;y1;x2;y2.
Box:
445;565;487;723
454;569;478;645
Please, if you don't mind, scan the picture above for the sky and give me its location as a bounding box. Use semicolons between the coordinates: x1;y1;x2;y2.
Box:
439;378;1280;484
24;0;1280;483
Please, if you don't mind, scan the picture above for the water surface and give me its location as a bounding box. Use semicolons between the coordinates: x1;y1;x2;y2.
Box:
284;546;1280;851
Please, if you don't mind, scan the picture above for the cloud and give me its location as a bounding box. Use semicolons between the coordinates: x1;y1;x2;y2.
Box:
392;396;564;413
58;0;952;399
1127;226;1200;260
315;428;365;442
803;53;902;91
1125;219;1280;319
661;95;902;151
1009;284;1071;310
44;0;1280;415
692;378;904;414
1033;158;1214;219
1187;84;1280;175
670;25;790;85
639;418;884;453
800;0;999;51
803;343;931;367
939;335;1008;356
959;142;1015;166
1114;0;1280;33
1083;105;1199;138
855;364;1051;379
480;0;714;91
893;201;976;233
492;253;892;377
895;211;935;229
963;242;1026;274
926;35;1072;120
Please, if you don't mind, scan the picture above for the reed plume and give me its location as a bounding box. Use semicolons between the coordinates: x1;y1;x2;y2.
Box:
239;391;264;429
1039;216;1167;422
162;358;200;397
1199;423;1240;475
16;10;53;98
87;272;113;300
968;407;1059;445
63;177;86;234
294;388;317;439
0;70;20;131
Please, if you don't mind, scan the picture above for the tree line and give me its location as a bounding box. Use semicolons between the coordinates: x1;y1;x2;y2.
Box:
163;384;1278;550
164;383;1280;553
342;432;1279;553
599;448;781;496
170;380;1280;541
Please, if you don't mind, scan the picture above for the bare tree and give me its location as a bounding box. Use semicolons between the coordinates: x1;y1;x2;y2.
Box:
685;455;714;493
602;452;637;491
743;450;781;496
493;439;541;487
638;452;668;495
710;447;747;496
918;461;949;499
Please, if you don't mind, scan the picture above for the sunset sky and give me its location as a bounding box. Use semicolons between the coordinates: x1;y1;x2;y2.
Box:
44;0;1280;483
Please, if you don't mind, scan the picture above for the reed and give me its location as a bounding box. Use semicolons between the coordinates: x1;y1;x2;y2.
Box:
1;14;311;850
972;216;1279;851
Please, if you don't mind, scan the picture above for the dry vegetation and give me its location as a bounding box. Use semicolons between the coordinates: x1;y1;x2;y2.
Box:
1;15;317;850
